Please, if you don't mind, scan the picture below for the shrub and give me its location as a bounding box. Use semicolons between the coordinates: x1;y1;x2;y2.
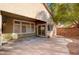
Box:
0;33;12;43
12;33;18;40
0;33;18;43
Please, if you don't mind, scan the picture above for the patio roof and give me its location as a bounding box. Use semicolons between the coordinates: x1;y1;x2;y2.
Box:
0;10;46;23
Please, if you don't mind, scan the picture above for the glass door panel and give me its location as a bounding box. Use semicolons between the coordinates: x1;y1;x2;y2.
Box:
37;24;46;37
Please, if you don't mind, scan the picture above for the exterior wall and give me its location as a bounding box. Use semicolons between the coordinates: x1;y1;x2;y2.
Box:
2;15;36;38
2;17;50;38
2;16;13;33
0;3;50;22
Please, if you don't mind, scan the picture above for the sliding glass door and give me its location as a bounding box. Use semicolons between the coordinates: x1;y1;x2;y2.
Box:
37;24;46;37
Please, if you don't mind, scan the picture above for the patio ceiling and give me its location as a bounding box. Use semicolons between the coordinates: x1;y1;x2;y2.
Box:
0;10;46;23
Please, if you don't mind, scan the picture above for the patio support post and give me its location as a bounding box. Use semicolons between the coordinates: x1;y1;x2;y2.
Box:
45;23;48;37
0;14;2;34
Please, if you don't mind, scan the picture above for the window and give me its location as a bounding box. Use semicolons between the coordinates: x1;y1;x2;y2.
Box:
22;25;26;33
31;23;35;32
22;22;26;33
48;24;53;31
26;23;31;33
14;24;20;33
13;20;35;34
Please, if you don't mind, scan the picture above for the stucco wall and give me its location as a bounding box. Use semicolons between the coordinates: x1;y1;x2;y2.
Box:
2;16;13;33
0;3;50;22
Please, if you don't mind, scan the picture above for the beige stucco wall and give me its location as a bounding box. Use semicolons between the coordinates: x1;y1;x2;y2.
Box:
0;3;50;22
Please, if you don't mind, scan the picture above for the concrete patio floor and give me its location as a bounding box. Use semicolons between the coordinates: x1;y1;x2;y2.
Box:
0;36;74;55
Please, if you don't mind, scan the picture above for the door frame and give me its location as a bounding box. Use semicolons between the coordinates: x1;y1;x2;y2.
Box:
37;24;47;37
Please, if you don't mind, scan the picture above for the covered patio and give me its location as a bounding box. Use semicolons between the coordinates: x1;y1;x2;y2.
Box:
0;10;48;38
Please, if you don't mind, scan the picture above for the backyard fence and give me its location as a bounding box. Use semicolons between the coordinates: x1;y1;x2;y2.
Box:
57;28;79;38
